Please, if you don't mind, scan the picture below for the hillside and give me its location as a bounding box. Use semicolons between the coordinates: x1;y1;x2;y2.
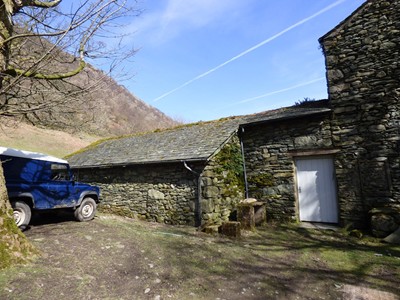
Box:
63;65;179;136
9;62;179;137
0;65;180;157
1;35;180;156
3;28;179;138
0;119;99;158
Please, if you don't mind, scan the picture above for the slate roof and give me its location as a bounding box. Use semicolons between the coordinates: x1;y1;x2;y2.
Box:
68;100;331;168
68;117;243;168
240;100;331;127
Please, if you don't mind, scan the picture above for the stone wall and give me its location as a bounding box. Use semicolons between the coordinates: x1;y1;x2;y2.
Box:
320;0;400;228
76;163;200;225
74;135;245;226
200;135;245;225
242;113;333;221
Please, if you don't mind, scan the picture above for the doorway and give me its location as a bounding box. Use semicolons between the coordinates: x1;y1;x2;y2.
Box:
295;157;338;223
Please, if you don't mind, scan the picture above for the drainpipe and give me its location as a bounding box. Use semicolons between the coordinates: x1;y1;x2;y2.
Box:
239;127;249;199
184;161;202;227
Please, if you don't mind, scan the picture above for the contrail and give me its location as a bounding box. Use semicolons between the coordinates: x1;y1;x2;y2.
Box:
237;77;325;104
152;0;346;103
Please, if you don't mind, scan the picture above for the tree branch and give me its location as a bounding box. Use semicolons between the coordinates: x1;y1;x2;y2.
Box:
20;0;61;9
7;59;86;79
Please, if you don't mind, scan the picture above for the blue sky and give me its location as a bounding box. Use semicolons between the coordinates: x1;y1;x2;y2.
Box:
117;0;366;122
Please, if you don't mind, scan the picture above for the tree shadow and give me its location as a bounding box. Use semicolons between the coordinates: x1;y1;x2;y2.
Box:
29;209;76;227
137;223;400;298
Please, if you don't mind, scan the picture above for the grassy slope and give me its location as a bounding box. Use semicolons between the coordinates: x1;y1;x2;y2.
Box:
0;121;100;158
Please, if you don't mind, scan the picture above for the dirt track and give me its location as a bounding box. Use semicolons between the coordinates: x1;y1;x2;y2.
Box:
0;213;399;299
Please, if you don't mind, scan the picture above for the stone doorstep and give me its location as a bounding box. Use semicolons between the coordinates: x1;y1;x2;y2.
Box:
299;222;340;231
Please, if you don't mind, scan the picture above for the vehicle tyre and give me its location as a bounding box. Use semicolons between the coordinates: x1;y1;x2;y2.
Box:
11;201;32;229
74;197;97;222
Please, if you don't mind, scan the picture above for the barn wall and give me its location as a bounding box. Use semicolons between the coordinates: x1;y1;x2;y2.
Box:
321;0;400;228
74;136;245;226
242;114;333;222
76;163;199;225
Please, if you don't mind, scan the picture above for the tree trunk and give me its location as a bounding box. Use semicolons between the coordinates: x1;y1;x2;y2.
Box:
1;3;37;269
0;163;37;269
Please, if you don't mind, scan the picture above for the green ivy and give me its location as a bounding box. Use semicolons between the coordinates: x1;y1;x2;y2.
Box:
214;140;245;196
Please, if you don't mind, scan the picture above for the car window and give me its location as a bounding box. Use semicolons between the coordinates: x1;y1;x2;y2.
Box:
51;164;70;181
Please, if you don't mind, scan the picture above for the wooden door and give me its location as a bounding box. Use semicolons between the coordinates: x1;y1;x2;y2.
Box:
295;157;338;223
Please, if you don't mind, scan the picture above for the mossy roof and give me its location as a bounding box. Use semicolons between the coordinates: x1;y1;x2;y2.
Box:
68;117;243;168
68;101;331;168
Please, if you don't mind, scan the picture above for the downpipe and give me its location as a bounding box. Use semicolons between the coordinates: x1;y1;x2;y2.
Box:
239;127;249;199
183;161;202;227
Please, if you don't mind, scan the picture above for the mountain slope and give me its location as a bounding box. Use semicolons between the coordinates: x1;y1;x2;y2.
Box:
64;65;179;136
4;30;179;138
0;119;98;158
1;30;180;154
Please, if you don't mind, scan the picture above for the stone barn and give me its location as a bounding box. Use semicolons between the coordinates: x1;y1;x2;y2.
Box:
69;0;399;234
69;103;335;227
68;117;245;226
320;0;400;231
240;101;335;223
241;0;400;233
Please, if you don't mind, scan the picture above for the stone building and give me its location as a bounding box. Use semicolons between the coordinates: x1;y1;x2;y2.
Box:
69;0;399;233
320;0;400;231
69;117;246;226
69;104;330;227
240;101;335;223
241;0;400;231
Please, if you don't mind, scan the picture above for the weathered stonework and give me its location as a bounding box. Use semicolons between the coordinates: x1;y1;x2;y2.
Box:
200;135;245;225
242;1;400;230
75;136;244;226
70;0;400;234
77;163;199;225
320;0;400;228
242;112;333;221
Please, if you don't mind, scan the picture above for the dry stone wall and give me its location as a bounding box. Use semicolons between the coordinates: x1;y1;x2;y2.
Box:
321;0;400;228
76;163;200;225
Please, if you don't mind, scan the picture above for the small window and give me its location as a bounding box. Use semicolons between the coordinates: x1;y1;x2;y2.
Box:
51;164;70;181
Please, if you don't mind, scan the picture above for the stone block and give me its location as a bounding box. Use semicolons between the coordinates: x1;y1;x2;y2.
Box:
203;186;220;199
148;189;165;200
201;199;214;213
238;204;255;230
203;225;220;235
219;222;241;238
254;205;267;225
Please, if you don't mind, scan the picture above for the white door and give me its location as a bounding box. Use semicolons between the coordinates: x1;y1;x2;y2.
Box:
295;157;338;223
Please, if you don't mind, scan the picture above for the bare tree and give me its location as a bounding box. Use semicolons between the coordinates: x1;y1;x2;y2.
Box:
0;0;138;268
1;0;138;127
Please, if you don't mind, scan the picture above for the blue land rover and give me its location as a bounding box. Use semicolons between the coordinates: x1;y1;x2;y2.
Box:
0;147;100;228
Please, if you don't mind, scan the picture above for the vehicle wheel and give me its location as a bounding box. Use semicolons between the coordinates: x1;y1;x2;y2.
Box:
74;197;97;222
11;201;32;229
